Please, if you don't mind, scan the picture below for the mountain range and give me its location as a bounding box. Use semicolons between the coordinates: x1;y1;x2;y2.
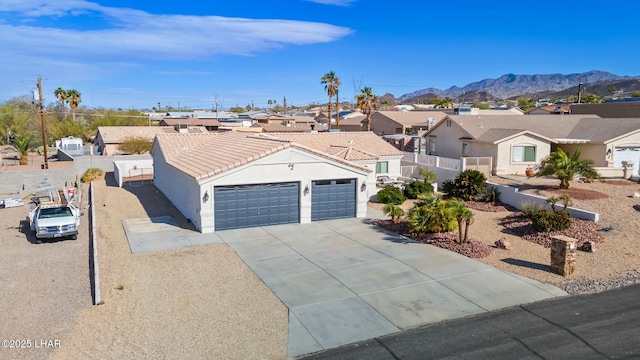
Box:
398;70;639;102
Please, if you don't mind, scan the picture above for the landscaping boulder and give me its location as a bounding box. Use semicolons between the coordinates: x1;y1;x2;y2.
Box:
579;241;596;253
495;237;511;250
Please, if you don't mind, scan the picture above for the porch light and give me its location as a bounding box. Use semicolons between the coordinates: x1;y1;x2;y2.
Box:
304;185;310;195
202;191;209;203
360;183;367;192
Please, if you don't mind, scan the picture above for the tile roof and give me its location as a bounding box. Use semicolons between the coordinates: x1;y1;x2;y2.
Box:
256;131;404;157
161;118;222;127
447;114;600;141
566;118;640;143
375;111;448;126
97;126;176;144
153;132;374;180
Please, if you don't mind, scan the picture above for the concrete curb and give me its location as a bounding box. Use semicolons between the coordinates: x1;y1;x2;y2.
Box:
89;182;103;305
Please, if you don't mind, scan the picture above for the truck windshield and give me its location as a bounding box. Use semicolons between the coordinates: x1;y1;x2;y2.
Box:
38;207;73;218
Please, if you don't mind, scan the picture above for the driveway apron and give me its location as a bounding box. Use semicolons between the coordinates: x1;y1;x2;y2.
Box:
217;209;567;358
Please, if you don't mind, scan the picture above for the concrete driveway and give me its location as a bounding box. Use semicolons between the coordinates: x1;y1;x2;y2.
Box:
215;210;567;358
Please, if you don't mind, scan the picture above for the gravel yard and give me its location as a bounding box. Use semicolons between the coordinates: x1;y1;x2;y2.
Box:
372;175;640;295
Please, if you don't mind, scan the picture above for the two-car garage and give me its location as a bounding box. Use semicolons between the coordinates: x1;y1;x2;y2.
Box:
213;179;357;231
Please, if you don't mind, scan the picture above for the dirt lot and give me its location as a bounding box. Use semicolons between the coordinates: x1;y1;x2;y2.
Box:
0;193;90;360
1;176;288;360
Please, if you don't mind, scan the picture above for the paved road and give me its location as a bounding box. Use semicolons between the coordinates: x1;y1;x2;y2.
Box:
300;283;640;359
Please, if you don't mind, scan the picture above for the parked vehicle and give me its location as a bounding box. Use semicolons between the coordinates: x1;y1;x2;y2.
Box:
27;181;79;241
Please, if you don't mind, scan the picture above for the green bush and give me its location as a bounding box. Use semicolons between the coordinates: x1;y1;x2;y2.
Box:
442;170;487;201
530;209;572;232
376;185;405;205
521;202;542;219
403;181;434;199
475;185;501;203
408;203;457;234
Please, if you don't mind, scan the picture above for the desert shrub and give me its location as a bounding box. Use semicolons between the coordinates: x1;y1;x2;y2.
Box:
81;167;104;183
442;170;487;200
403;181;434;199
521;201;542;218
475;185;501;204
441;179;455;196
530;209;572;232
382;203;405;223
376;185;405;205
408;203;457;234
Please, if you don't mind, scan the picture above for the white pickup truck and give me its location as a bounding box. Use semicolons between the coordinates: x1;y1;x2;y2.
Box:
27;181;80;241
29;204;79;240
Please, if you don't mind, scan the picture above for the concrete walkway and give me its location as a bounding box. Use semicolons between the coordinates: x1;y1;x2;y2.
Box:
214;209;567;358
121;210;567;357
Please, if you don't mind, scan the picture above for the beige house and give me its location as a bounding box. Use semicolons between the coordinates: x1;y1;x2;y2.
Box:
422;114;640;177
369;111;448;135
151;131;403;233
94;126;207;155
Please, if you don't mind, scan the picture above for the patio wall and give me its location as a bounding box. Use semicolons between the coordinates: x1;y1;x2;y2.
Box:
488;182;599;222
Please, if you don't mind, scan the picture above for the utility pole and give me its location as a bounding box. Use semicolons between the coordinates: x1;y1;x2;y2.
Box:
37;77;49;170
577;76;583;104
283;96;287;116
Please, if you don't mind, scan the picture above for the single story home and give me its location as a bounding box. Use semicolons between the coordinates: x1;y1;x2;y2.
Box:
151;131;404;233
423;114;640;177
369;111;448;135
94;126;208;155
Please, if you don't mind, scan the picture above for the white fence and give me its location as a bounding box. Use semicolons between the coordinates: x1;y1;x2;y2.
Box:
488;182;599;222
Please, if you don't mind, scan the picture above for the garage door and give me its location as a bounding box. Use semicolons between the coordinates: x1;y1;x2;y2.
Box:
214;182;299;230
615;147;640;176
311;179;356;221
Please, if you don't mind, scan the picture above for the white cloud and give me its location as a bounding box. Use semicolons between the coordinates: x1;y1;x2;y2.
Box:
0;0;353;61
304;0;356;6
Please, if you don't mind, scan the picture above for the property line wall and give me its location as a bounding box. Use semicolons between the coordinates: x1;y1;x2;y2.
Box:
488;182;599;222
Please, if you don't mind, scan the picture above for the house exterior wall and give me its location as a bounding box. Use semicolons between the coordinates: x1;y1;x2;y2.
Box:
495;135;551;175
554;144;608;167
370;114;403;135
152;149;203;231
196;148;370;233
426;121;469;158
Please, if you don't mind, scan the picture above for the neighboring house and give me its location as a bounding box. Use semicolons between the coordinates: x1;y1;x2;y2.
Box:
571;101;640;118
369;111;448;135
159;118;221;131
525;105;570;115
421;114;640;176
151;131;403;233
94;126;177;155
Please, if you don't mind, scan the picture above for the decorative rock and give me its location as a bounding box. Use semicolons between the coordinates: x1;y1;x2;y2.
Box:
633;192;640;199
495;237;511;250
579;241;596;252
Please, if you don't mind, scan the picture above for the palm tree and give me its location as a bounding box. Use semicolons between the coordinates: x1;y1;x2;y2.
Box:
65;89;81;122
446;199;474;243
418;167;437;184
356;86;378;131
382;203;405;223
267;99;273;111
321;71;339;129
12;131;33;165
54;87;68;118
536;147;599;189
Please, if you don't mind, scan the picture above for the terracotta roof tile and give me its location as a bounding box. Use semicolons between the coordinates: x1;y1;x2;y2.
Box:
153;131;375;180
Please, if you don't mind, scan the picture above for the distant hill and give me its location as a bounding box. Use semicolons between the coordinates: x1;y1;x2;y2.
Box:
528;78;640;100
398;70;635;102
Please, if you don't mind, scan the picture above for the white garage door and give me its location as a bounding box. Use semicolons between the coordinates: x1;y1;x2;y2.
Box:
614;147;640;176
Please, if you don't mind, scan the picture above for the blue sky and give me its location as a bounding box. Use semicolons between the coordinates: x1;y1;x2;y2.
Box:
1;0;639;110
